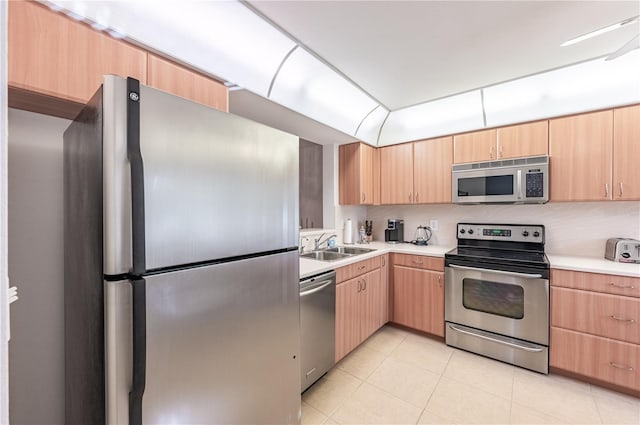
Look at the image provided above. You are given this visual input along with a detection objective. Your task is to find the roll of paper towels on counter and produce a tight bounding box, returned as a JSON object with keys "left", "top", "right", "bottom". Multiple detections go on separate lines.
{"left": 344, "top": 219, "right": 353, "bottom": 244}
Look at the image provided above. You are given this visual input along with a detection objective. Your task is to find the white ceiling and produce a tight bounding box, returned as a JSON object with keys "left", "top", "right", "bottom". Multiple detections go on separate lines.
{"left": 246, "top": 1, "right": 639, "bottom": 111}
{"left": 229, "top": 0, "right": 640, "bottom": 145}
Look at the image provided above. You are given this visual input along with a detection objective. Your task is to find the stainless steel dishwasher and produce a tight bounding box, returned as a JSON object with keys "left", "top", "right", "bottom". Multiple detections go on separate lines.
{"left": 300, "top": 270, "right": 336, "bottom": 393}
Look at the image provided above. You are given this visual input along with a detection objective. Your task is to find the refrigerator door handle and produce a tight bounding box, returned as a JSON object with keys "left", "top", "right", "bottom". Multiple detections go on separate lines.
{"left": 129, "top": 277, "right": 147, "bottom": 425}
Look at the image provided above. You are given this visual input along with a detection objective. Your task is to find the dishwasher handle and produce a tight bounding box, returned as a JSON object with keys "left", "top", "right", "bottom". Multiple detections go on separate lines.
{"left": 300, "top": 280, "right": 334, "bottom": 297}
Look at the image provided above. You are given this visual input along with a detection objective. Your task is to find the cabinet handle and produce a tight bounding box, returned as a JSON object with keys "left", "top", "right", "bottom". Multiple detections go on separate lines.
{"left": 357, "top": 280, "right": 362, "bottom": 292}
{"left": 498, "top": 144, "right": 503, "bottom": 158}
{"left": 619, "top": 182, "right": 624, "bottom": 197}
{"left": 358, "top": 265, "right": 366, "bottom": 271}
{"left": 413, "top": 260, "right": 424, "bottom": 264}
{"left": 409, "top": 192, "right": 412, "bottom": 202}
{"left": 610, "top": 315, "right": 636, "bottom": 323}
{"left": 609, "top": 362, "right": 634, "bottom": 371}
{"left": 605, "top": 183, "right": 609, "bottom": 198}
{"left": 415, "top": 192, "right": 419, "bottom": 203}
{"left": 382, "top": 257, "right": 385, "bottom": 267}
{"left": 362, "top": 193, "right": 366, "bottom": 202}
{"left": 438, "top": 275, "right": 442, "bottom": 285}
{"left": 610, "top": 282, "right": 636, "bottom": 289}
{"left": 362, "top": 278, "right": 367, "bottom": 291}
{"left": 489, "top": 146, "right": 494, "bottom": 159}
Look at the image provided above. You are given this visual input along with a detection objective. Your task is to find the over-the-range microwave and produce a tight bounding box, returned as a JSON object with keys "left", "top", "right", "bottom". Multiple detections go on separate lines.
{"left": 452, "top": 156, "right": 549, "bottom": 204}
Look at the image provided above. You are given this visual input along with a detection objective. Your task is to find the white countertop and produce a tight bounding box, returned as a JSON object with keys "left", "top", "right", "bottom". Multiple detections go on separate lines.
{"left": 547, "top": 254, "right": 640, "bottom": 278}
{"left": 299, "top": 242, "right": 640, "bottom": 279}
{"left": 299, "top": 241, "right": 452, "bottom": 279}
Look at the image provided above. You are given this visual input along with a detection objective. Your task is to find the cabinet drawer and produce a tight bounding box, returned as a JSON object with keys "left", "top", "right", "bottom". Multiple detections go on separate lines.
{"left": 551, "top": 269, "right": 640, "bottom": 298}
{"left": 336, "top": 255, "right": 381, "bottom": 283}
{"left": 551, "top": 287, "right": 640, "bottom": 344}
{"left": 550, "top": 327, "right": 639, "bottom": 392}
{"left": 392, "top": 253, "right": 444, "bottom": 271}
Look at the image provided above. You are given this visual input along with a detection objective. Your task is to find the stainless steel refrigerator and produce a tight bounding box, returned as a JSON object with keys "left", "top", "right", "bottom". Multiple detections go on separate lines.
{"left": 64, "top": 75, "right": 301, "bottom": 424}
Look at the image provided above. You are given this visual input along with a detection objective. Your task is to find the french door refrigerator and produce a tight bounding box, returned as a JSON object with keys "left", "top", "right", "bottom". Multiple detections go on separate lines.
{"left": 64, "top": 76, "right": 301, "bottom": 425}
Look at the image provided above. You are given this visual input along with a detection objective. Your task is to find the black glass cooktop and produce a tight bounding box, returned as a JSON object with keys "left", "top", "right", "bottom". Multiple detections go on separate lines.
{"left": 446, "top": 247, "right": 549, "bottom": 267}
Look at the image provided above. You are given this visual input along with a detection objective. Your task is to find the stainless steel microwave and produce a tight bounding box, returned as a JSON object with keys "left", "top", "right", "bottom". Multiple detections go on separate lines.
{"left": 452, "top": 156, "right": 549, "bottom": 204}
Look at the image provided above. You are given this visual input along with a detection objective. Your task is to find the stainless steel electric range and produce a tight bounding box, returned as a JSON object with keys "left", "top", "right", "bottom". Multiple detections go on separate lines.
{"left": 444, "top": 223, "right": 550, "bottom": 374}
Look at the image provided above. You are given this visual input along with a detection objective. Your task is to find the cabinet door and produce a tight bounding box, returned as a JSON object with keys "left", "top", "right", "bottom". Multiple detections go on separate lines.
{"left": 497, "top": 120, "right": 548, "bottom": 159}
{"left": 549, "top": 110, "right": 613, "bottom": 201}
{"left": 361, "top": 269, "right": 384, "bottom": 340}
{"left": 413, "top": 137, "right": 453, "bottom": 204}
{"left": 147, "top": 54, "right": 228, "bottom": 112}
{"left": 335, "top": 277, "right": 362, "bottom": 362}
{"left": 8, "top": 1, "right": 147, "bottom": 104}
{"left": 339, "top": 143, "right": 374, "bottom": 205}
{"left": 613, "top": 105, "right": 640, "bottom": 201}
{"left": 453, "top": 129, "right": 496, "bottom": 163}
{"left": 380, "top": 143, "right": 414, "bottom": 204}
{"left": 392, "top": 266, "right": 444, "bottom": 336}
{"left": 380, "top": 254, "right": 390, "bottom": 324}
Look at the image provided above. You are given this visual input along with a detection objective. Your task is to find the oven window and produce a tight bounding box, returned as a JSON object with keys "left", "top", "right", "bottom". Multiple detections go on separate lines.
{"left": 462, "top": 278, "right": 524, "bottom": 319}
{"left": 457, "top": 175, "right": 514, "bottom": 197}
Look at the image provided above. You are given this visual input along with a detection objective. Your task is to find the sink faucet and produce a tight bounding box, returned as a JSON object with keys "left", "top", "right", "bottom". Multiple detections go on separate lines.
{"left": 299, "top": 236, "right": 309, "bottom": 254}
{"left": 314, "top": 233, "right": 337, "bottom": 251}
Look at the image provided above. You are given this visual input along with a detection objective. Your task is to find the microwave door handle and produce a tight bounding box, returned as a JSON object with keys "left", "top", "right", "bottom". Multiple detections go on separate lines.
{"left": 448, "top": 264, "right": 543, "bottom": 279}
{"left": 516, "top": 170, "right": 523, "bottom": 200}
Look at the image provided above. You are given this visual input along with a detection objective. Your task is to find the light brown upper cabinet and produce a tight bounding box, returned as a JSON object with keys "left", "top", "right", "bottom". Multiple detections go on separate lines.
{"left": 8, "top": 0, "right": 147, "bottom": 116}
{"left": 339, "top": 142, "right": 377, "bottom": 205}
{"left": 549, "top": 110, "right": 614, "bottom": 202}
{"left": 453, "top": 128, "right": 496, "bottom": 163}
{"left": 453, "top": 121, "right": 548, "bottom": 164}
{"left": 380, "top": 137, "right": 452, "bottom": 205}
{"left": 147, "top": 54, "right": 228, "bottom": 112}
{"left": 413, "top": 136, "right": 453, "bottom": 203}
{"left": 613, "top": 105, "right": 640, "bottom": 200}
{"left": 497, "top": 120, "right": 549, "bottom": 159}
{"left": 380, "top": 143, "right": 414, "bottom": 204}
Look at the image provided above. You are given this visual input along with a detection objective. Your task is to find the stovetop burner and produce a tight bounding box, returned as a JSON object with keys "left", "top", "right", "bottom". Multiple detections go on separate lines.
{"left": 446, "top": 247, "right": 548, "bottom": 265}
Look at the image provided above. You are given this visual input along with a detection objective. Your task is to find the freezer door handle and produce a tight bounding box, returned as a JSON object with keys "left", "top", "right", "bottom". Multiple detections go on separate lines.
{"left": 129, "top": 278, "right": 147, "bottom": 425}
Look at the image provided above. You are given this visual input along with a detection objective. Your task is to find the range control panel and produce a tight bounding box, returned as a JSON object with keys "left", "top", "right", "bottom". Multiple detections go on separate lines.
{"left": 457, "top": 223, "right": 545, "bottom": 243}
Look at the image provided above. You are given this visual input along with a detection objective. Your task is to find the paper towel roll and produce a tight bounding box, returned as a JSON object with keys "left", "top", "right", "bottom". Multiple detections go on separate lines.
{"left": 344, "top": 219, "right": 353, "bottom": 244}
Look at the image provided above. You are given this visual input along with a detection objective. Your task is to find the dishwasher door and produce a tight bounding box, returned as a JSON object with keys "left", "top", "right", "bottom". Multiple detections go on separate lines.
{"left": 300, "top": 270, "right": 336, "bottom": 393}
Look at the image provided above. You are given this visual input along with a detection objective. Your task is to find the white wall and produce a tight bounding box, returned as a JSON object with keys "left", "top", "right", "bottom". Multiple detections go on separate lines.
{"left": 7, "top": 108, "right": 69, "bottom": 424}
{"left": 365, "top": 201, "right": 640, "bottom": 256}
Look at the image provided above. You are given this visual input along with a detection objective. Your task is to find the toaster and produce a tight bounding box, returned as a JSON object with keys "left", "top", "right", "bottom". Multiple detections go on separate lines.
{"left": 605, "top": 238, "right": 640, "bottom": 263}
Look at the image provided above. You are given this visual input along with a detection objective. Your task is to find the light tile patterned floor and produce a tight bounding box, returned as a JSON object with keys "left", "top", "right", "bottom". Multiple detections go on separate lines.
{"left": 301, "top": 325, "right": 640, "bottom": 425}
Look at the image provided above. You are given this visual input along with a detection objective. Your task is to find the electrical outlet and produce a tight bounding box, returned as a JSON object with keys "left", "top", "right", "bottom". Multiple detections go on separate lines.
{"left": 429, "top": 219, "right": 439, "bottom": 231}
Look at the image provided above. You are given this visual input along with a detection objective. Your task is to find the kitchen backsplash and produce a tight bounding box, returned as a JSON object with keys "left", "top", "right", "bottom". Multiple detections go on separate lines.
{"left": 336, "top": 201, "right": 640, "bottom": 257}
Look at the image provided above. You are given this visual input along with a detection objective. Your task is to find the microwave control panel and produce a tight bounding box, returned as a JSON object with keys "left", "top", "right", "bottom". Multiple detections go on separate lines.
{"left": 525, "top": 172, "right": 544, "bottom": 198}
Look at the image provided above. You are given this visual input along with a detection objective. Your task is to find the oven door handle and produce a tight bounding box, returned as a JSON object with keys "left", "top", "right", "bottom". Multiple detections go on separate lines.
{"left": 448, "top": 324, "right": 544, "bottom": 353}
{"left": 448, "top": 264, "right": 543, "bottom": 279}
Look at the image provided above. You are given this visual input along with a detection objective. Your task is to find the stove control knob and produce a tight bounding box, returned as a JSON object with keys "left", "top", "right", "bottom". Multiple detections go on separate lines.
{"left": 468, "top": 229, "right": 474, "bottom": 235}
{"left": 459, "top": 229, "right": 466, "bottom": 234}
{"left": 522, "top": 231, "right": 529, "bottom": 237}
{"left": 533, "top": 231, "right": 540, "bottom": 238}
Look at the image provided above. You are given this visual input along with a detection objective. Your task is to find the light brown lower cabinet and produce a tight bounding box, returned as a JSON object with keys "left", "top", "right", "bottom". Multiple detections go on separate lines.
{"left": 391, "top": 255, "right": 444, "bottom": 337}
{"left": 550, "top": 327, "right": 639, "bottom": 392}
{"left": 550, "top": 269, "right": 640, "bottom": 394}
{"left": 335, "top": 260, "right": 386, "bottom": 362}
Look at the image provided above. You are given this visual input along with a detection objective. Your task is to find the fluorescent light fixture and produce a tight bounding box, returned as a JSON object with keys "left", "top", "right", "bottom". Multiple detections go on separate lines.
{"left": 483, "top": 50, "right": 640, "bottom": 127}
{"left": 269, "top": 48, "right": 379, "bottom": 136}
{"left": 355, "top": 106, "right": 389, "bottom": 145}
{"left": 561, "top": 16, "right": 639, "bottom": 46}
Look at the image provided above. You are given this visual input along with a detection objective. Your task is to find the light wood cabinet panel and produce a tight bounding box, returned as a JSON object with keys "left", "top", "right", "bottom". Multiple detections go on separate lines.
{"left": 339, "top": 143, "right": 376, "bottom": 205}
{"left": 372, "top": 148, "right": 381, "bottom": 205}
{"left": 380, "top": 143, "right": 414, "bottom": 204}
{"left": 551, "top": 327, "right": 639, "bottom": 392}
{"left": 613, "top": 105, "right": 640, "bottom": 200}
{"left": 335, "top": 277, "right": 362, "bottom": 362}
{"left": 380, "top": 254, "right": 390, "bottom": 324}
{"left": 392, "top": 254, "right": 444, "bottom": 272}
{"left": 453, "top": 128, "right": 497, "bottom": 163}
{"left": 497, "top": 120, "right": 548, "bottom": 159}
{"left": 336, "top": 256, "right": 381, "bottom": 283}
{"left": 147, "top": 54, "right": 228, "bottom": 112}
{"left": 413, "top": 137, "right": 453, "bottom": 203}
{"left": 551, "top": 287, "right": 640, "bottom": 344}
{"left": 551, "top": 269, "right": 640, "bottom": 298}
{"left": 392, "top": 265, "right": 444, "bottom": 337}
{"left": 361, "top": 269, "right": 384, "bottom": 339}
{"left": 8, "top": 1, "right": 147, "bottom": 108}
{"left": 549, "top": 110, "right": 613, "bottom": 201}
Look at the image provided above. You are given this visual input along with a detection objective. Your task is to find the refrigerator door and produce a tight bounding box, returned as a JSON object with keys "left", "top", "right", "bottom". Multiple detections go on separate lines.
{"left": 136, "top": 83, "right": 299, "bottom": 270}
{"left": 139, "top": 251, "right": 300, "bottom": 424}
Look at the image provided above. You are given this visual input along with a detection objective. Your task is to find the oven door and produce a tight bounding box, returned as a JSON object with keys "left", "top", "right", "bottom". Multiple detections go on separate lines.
{"left": 445, "top": 263, "right": 549, "bottom": 345}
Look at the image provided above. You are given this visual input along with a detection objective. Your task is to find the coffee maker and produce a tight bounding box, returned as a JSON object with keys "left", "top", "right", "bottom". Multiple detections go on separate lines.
{"left": 385, "top": 219, "right": 404, "bottom": 243}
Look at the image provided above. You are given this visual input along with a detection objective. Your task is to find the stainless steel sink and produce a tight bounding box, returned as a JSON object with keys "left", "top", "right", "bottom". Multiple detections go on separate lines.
{"left": 325, "top": 246, "right": 376, "bottom": 255}
{"left": 300, "top": 251, "right": 351, "bottom": 261}
{"left": 300, "top": 246, "right": 376, "bottom": 261}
